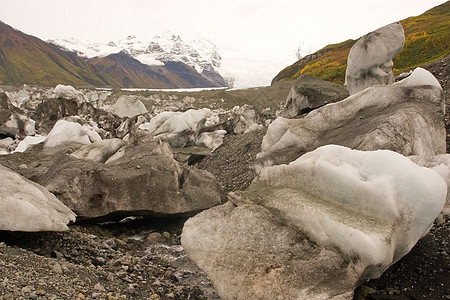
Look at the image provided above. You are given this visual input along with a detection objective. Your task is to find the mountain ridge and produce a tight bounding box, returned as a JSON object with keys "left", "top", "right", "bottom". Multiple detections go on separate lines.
{"left": 49, "top": 32, "right": 228, "bottom": 88}
{"left": 0, "top": 22, "right": 227, "bottom": 88}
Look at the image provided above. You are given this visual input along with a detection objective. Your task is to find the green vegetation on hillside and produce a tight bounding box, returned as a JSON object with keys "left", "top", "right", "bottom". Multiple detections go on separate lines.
{"left": 274, "top": 1, "right": 450, "bottom": 84}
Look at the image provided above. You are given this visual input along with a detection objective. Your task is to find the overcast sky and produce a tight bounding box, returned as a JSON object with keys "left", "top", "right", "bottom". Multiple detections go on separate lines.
{"left": 0, "top": 0, "right": 447, "bottom": 64}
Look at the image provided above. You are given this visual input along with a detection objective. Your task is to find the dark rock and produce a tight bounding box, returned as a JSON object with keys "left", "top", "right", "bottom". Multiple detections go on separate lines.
{"left": 40, "top": 140, "right": 223, "bottom": 221}
{"left": 278, "top": 74, "right": 349, "bottom": 118}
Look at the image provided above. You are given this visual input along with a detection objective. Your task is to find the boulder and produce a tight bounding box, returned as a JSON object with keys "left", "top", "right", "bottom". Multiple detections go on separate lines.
{"left": 138, "top": 108, "right": 215, "bottom": 148}
{"left": 195, "top": 130, "right": 227, "bottom": 151}
{"left": 278, "top": 74, "right": 349, "bottom": 118}
{"left": 410, "top": 154, "right": 450, "bottom": 216}
{"left": 32, "top": 96, "right": 120, "bottom": 137}
{"left": 0, "top": 92, "right": 36, "bottom": 139}
{"left": 256, "top": 68, "right": 445, "bottom": 168}
{"left": 40, "top": 140, "right": 223, "bottom": 220}
{"left": 70, "top": 138, "right": 127, "bottom": 163}
{"left": 345, "top": 22, "right": 405, "bottom": 95}
{"left": 51, "top": 84, "right": 85, "bottom": 103}
{"left": 182, "top": 145, "right": 446, "bottom": 300}
{"left": 32, "top": 97, "right": 79, "bottom": 134}
{"left": 232, "top": 105, "right": 265, "bottom": 134}
{"left": 0, "top": 165, "right": 76, "bottom": 232}
{"left": 111, "top": 95, "right": 148, "bottom": 118}
{"left": 44, "top": 119, "right": 102, "bottom": 148}
{"left": 13, "top": 135, "right": 46, "bottom": 153}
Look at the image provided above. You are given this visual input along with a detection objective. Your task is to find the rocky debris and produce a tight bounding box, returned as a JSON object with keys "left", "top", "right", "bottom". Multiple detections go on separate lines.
{"left": 0, "top": 53, "right": 449, "bottom": 299}
{"left": 0, "top": 220, "right": 219, "bottom": 300}
{"left": 182, "top": 145, "right": 446, "bottom": 300}
{"left": 32, "top": 97, "right": 79, "bottom": 134}
{"left": 256, "top": 68, "right": 445, "bottom": 168}
{"left": 40, "top": 139, "right": 223, "bottom": 220}
{"left": 0, "top": 92, "right": 36, "bottom": 141}
{"left": 278, "top": 74, "right": 349, "bottom": 118}
{"left": 345, "top": 22, "right": 405, "bottom": 95}
{"left": 0, "top": 164, "right": 76, "bottom": 232}
{"left": 197, "top": 128, "right": 266, "bottom": 193}
{"left": 32, "top": 97, "right": 123, "bottom": 138}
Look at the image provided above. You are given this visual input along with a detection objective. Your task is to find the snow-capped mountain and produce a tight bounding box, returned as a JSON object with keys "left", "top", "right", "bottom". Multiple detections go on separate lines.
{"left": 49, "top": 32, "right": 229, "bottom": 87}
{"left": 49, "top": 33, "right": 289, "bottom": 88}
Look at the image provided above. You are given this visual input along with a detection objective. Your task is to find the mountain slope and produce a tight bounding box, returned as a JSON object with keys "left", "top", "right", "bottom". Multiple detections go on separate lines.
{"left": 51, "top": 33, "right": 229, "bottom": 88}
{"left": 272, "top": 1, "right": 450, "bottom": 85}
{"left": 89, "top": 51, "right": 223, "bottom": 89}
{"left": 0, "top": 21, "right": 117, "bottom": 87}
{"left": 0, "top": 21, "right": 228, "bottom": 88}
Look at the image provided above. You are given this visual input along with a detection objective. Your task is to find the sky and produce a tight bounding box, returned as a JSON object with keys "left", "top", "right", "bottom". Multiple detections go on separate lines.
{"left": 0, "top": 0, "right": 447, "bottom": 65}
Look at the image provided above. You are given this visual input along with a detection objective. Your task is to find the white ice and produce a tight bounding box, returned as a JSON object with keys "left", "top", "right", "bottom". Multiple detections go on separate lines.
{"left": 44, "top": 120, "right": 101, "bottom": 148}
{"left": 0, "top": 165, "right": 76, "bottom": 231}
{"left": 255, "top": 145, "right": 446, "bottom": 278}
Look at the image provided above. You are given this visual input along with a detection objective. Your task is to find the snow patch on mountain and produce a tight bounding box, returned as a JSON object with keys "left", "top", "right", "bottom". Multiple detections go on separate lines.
{"left": 50, "top": 32, "right": 222, "bottom": 77}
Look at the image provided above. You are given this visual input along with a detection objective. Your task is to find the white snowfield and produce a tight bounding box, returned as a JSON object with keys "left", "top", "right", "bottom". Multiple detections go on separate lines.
{"left": 0, "top": 165, "right": 76, "bottom": 231}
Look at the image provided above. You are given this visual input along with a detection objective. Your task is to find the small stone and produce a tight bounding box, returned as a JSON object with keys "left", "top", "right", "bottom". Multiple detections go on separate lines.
{"left": 51, "top": 250, "right": 64, "bottom": 259}
{"left": 386, "top": 288, "right": 400, "bottom": 295}
{"left": 162, "top": 231, "right": 171, "bottom": 240}
{"left": 29, "top": 292, "right": 38, "bottom": 300}
{"left": 92, "top": 256, "right": 106, "bottom": 266}
{"left": 21, "top": 286, "right": 34, "bottom": 293}
{"left": 106, "top": 272, "right": 115, "bottom": 281}
{"left": 19, "top": 164, "right": 27, "bottom": 169}
{"left": 150, "top": 294, "right": 161, "bottom": 299}
{"left": 52, "top": 263, "right": 63, "bottom": 274}
{"left": 146, "top": 232, "right": 163, "bottom": 243}
{"left": 36, "top": 289, "right": 46, "bottom": 296}
{"left": 102, "top": 238, "right": 118, "bottom": 249}
{"left": 166, "top": 292, "right": 175, "bottom": 298}
{"left": 77, "top": 292, "right": 86, "bottom": 299}
{"left": 92, "top": 292, "right": 102, "bottom": 299}
{"left": 94, "top": 283, "right": 106, "bottom": 292}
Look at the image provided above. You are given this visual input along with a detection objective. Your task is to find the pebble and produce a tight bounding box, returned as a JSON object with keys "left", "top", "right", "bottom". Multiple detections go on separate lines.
{"left": 52, "top": 262, "right": 63, "bottom": 274}
{"left": 162, "top": 232, "right": 171, "bottom": 240}
{"left": 21, "top": 285, "right": 34, "bottom": 293}
{"left": 146, "top": 232, "right": 163, "bottom": 243}
{"left": 35, "top": 289, "right": 47, "bottom": 296}
{"left": 94, "top": 283, "right": 106, "bottom": 292}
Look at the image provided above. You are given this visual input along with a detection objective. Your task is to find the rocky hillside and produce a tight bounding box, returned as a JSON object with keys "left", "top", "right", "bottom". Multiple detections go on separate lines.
{"left": 0, "top": 21, "right": 116, "bottom": 87}
{"left": 0, "top": 21, "right": 226, "bottom": 89}
{"left": 272, "top": 1, "right": 450, "bottom": 84}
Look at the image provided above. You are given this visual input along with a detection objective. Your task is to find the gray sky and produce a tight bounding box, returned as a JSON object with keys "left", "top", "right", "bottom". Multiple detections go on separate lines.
{"left": 0, "top": 0, "right": 447, "bottom": 64}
